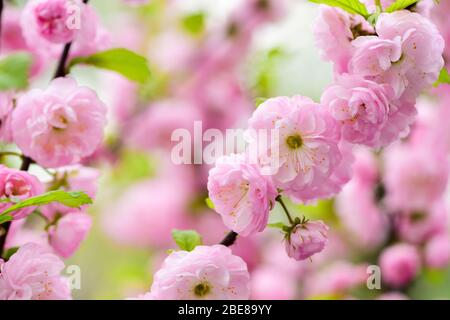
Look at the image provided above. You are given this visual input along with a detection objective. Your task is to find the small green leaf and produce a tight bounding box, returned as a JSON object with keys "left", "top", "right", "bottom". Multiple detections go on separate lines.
{"left": 308, "top": 0, "right": 369, "bottom": 18}
{"left": 267, "top": 222, "right": 287, "bottom": 230}
{"left": 181, "top": 12, "right": 205, "bottom": 35}
{"left": 0, "top": 190, "right": 92, "bottom": 217}
{"left": 172, "top": 229, "right": 202, "bottom": 252}
{"left": 0, "top": 214, "right": 13, "bottom": 224}
{"left": 205, "top": 197, "right": 215, "bottom": 210}
{"left": 69, "top": 48, "right": 151, "bottom": 84}
{"left": 2, "top": 247, "right": 19, "bottom": 260}
{"left": 434, "top": 68, "right": 450, "bottom": 87}
{"left": 385, "top": 0, "right": 419, "bottom": 12}
{"left": 0, "top": 52, "right": 32, "bottom": 91}
{"left": 255, "top": 97, "right": 268, "bottom": 108}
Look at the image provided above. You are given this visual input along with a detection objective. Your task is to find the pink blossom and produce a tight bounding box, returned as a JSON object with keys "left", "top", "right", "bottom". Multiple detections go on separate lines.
{"left": 0, "top": 243, "right": 71, "bottom": 300}
{"left": 104, "top": 179, "right": 191, "bottom": 248}
{"left": 424, "top": 233, "right": 450, "bottom": 269}
{"left": 48, "top": 211, "right": 92, "bottom": 258}
{"left": 150, "top": 245, "right": 250, "bottom": 300}
{"left": 379, "top": 243, "right": 421, "bottom": 288}
{"left": 21, "top": 0, "right": 110, "bottom": 58}
{"left": 12, "top": 77, "right": 107, "bottom": 168}
{"left": 0, "top": 166, "right": 44, "bottom": 220}
{"left": 251, "top": 266, "right": 296, "bottom": 300}
{"left": 351, "top": 11, "right": 444, "bottom": 101}
{"left": 247, "top": 96, "right": 344, "bottom": 203}
{"left": 314, "top": 6, "right": 373, "bottom": 74}
{"left": 384, "top": 142, "right": 449, "bottom": 212}
{"left": 207, "top": 153, "right": 277, "bottom": 237}
{"left": 321, "top": 74, "right": 395, "bottom": 147}
{"left": 285, "top": 220, "right": 329, "bottom": 261}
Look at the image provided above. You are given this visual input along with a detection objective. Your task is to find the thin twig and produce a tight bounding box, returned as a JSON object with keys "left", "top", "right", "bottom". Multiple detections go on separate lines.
{"left": 276, "top": 195, "right": 294, "bottom": 225}
{"left": 220, "top": 231, "right": 238, "bottom": 247}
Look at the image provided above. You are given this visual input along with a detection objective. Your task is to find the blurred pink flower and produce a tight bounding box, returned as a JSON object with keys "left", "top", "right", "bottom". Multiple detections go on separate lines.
{"left": 0, "top": 243, "right": 71, "bottom": 300}
{"left": 336, "top": 150, "right": 388, "bottom": 248}
{"left": 379, "top": 243, "right": 421, "bottom": 288}
{"left": 285, "top": 220, "right": 329, "bottom": 261}
{"left": 208, "top": 153, "right": 277, "bottom": 237}
{"left": 321, "top": 74, "right": 394, "bottom": 147}
{"left": 251, "top": 266, "right": 296, "bottom": 300}
{"left": 48, "top": 211, "right": 92, "bottom": 258}
{"left": 395, "top": 201, "right": 449, "bottom": 245}
{"left": 314, "top": 6, "right": 373, "bottom": 74}
{"left": 248, "top": 96, "right": 344, "bottom": 203}
{"left": 0, "top": 166, "right": 44, "bottom": 220}
{"left": 21, "top": 0, "right": 110, "bottom": 58}
{"left": 0, "top": 92, "right": 14, "bottom": 143}
{"left": 5, "top": 220, "right": 50, "bottom": 250}
{"left": 1, "top": 7, "right": 47, "bottom": 77}
{"left": 12, "top": 77, "right": 107, "bottom": 168}
{"left": 104, "top": 179, "right": 191, "bottom": 248}
{"left": 303, "top": 262, "right": 368, "bottom": 298}
{"left": 126, "top": 99, "right": 202, "bottom": 152}
{"left": 150, "top": 245, "right": 250, "bottom": 300}
{"left": 377, "top": 292, "right": 409, "bottom": 300}
{"left": 384, "top": 142, "right": 449, "bottom": 212}
{"left": 424, "top": 233, "right": 450, "bottom": 269}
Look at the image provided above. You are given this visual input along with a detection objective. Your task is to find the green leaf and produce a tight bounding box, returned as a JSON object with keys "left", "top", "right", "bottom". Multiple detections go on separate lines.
{"left": 0, "top": 190, "right": 92, "bottom": 217}
{"left": 205, "top": 197, "right": 215, "bottom": 210}
{"left": 308, "top": 0, "right": 369, "bottom": 18}
{"left": 2, "top": 247, "right": 19, "bottom": 260}
{"left": 385, "top": 0, "right": 419, "bottom": 12}
{"left": 0, "top": 214, "right": 13, "bottom": 224}
{"left": 255, "top": 97, "right": 268, "bottom": 108}
{"left": 69, "top": 48, "right": 151, "bottom": 84}
{"left": 433, "top": 68, "right": 450, "bottom": 87}
{"left": 0, "top": 52, "right": 32, "bottom": 91}
{"left": 267, "top": 222, "right": 287, "bottom": 230}
{"left": 172, "top": 229, "right": 202, "bottom": 252}
{"left": 181, "top": 12, "right": 205, "bottom": 35}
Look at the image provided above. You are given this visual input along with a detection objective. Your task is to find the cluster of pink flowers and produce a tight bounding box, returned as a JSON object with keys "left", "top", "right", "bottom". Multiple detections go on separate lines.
{"left": 203, "top": 6, "right": 446, "bottom": 272}
{"left": 316, "top": 7, "right": 444, "bottom": 147}
{"left": 0, "top": 0, "right": 108, "bottom": 300}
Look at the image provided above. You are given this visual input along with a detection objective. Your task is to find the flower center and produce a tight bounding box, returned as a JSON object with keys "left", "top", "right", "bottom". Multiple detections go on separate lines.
{"left": 193, "top": 282, "right": 211, "bottom": 297}
{"left": 286, "top": 134, "right": 303, "bottom": 150}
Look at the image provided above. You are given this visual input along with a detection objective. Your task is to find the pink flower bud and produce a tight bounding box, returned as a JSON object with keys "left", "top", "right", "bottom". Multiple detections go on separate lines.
{"left": 0, "top": 166, "right": 44, "bottom": 220}
{"left": 380, "top": 244, "right": 421, "bottom": 288}
{"left": 48, "top": 211, "right": 92, "bottom": 258}
{"left": 285, "top": 220, "right": 329, "bottom": 261}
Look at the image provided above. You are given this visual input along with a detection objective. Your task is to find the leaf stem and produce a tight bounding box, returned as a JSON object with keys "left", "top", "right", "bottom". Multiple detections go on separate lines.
{"left": 276, "top": 195, "right": 294, "bottom": 225}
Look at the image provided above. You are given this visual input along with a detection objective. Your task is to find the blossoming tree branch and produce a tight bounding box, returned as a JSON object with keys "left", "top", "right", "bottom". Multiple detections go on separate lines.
{"left": 0, "top": 0, "right": 450, "bottom": 300}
